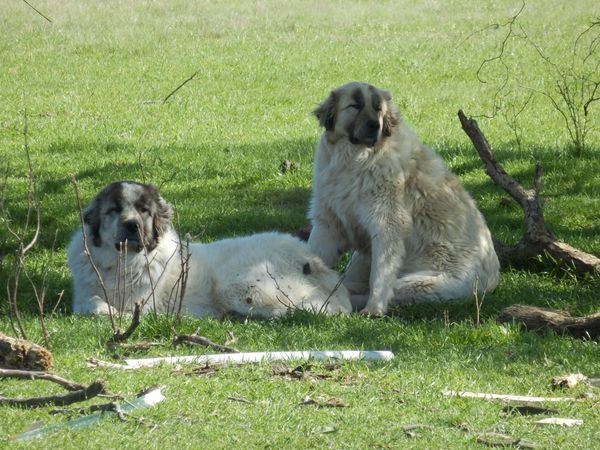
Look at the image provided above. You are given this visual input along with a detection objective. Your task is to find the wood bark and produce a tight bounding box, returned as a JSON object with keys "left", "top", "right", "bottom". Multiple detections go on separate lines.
{"left": 458, "top": 110, "right": 600, "bottom": 275}
{"left": 497, "top": 304, "right": 600, "bottom": 339}
{"left": 0, "top": 332, "right": 52, "bottom": 371}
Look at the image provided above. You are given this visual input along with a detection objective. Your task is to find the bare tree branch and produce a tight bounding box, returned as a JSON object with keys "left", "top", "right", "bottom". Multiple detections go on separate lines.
{"left": 458, "top": 109, "right": 600, "bottom": 275}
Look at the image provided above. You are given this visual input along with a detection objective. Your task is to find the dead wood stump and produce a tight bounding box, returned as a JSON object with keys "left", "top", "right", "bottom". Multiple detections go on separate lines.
{"left": 497, "top": 304, "right": 600, "bottom": 339}
{"left": 0, "top": 332, "right": 52, "bottom": 371}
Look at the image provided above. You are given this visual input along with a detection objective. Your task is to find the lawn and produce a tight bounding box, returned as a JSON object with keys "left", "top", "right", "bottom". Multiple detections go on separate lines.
{"left": 1, "top": 0, "right": 600, "bottom": 448}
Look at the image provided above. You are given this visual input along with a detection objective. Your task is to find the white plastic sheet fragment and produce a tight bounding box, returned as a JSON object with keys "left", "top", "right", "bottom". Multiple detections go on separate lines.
{"left": 88, "top": 350, "right": 394, "bottom": 370}
{"left": 12, "top": 386, "right": 165, "bottom": 441}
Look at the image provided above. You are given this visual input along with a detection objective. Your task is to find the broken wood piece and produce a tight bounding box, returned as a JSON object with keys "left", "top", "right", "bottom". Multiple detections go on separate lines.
{"left": 0, "top": 332, "right": 52, "bottom": 371}
{"left": 13, "top": 386, "right": 165, "bottom": 441}
{"left": 442, "top": 390, "right": 580, "bottom": 403}
{"left": 535, "top": 418, "right": 583, "bottom": 427}
{"left": 0, "top": 380, "right": 106, "bottom": 408}
{"left": 0, "top": 368, "right": 86, "bottom": 391}
{"left": 458, "top": 110, "right": 600, "bottom": 275}
{"left": 173, "top": 333, "right": 239, "bottom": 353}
{"left": 88, "top": 350, "right": 395, "bottom": 370}
{"left": 497, "top": 304, "right": 600, "bottom": 339}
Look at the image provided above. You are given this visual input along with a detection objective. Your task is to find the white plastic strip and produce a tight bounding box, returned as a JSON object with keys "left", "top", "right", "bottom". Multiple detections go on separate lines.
{"left": 89, "top": 350, "right": 394, "bottom": 370}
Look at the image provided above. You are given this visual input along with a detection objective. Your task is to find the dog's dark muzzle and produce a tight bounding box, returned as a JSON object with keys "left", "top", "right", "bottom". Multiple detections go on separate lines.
{"left": 115, "top": 220, "right": 143, "bottom": 252}
{"left": 352, "top": 120, "right": 380, "bottom": 147}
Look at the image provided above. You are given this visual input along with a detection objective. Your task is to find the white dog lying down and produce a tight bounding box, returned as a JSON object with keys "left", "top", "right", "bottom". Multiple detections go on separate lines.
{"left": 68, "top": 181, "right": 351, "bottom": 318}
{"left": 308, "top": 82, "right": 500, "bottom": 316}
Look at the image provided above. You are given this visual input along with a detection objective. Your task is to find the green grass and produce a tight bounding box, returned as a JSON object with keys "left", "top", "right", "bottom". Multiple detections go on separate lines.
{"left": 1, "top": 0, "right": 600, "bottom": 448}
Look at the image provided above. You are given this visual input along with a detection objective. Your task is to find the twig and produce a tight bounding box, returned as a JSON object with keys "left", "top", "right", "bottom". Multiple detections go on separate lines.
{"left": 21, "top": 0, "right": 52, "bottom": 23}
{"left": 163, "top": 70, "right": 201, "bottom": 103}
{"left": 173, "top": 331, "right": 239, "bottom": 353}
{"left": 109, "top": 302, "right": 142, "bottom": 343}
{"left": 0, "top": 380, "right": 106, "bottom": 408}
{"left": 0, "top": 368, "right": 86, "bottom": 391}
{"left": 71, "top": 176, "right": 117, "bottom": 332}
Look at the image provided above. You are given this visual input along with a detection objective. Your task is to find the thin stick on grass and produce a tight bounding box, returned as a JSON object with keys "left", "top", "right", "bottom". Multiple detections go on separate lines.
{"left": 109, "top": 302, "right": 142, "bottom": 344}
{"left": 0, "top": 380, "right": 106, "bottom": 408}
{"left": 21, "top": 0, "right": 52, "bottom": 23}
{"left": 163, "top": 70, "right": 201, "bottom": 103}
{"left": 173, "top": 330, "right": 239, "bottom": 353}
{"left": 0, "top": 368, "right": 86, "bottom": 391}
{"left": 4, "top": 109, "right": 43, "bottom": 340}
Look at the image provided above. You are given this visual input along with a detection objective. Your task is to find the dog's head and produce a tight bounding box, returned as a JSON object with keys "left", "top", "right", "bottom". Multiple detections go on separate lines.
{"left": 83, "top": 181, "right": 173, "bottom": 253}
{"left": 313, "top": 81, "right": 399, "bottom": 147}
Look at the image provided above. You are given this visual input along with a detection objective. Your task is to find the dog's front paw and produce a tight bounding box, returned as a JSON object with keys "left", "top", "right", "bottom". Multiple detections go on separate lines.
{"left": 359, "top": 303, "right": 386, "bottom": 317}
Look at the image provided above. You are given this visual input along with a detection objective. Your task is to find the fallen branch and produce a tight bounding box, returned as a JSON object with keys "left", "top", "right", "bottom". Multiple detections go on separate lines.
{"left": 497, "top": 304, "right": 600, "bottom": 339}
{"left": 0, "top": 380, "right": 106, "bottom": 408}
{"left": 0, "top": 368, "right": 85, "bottom": 391}
{"left": 173, "top": 332, "right": 239, "bottom": 353}
{"left": 0, "top": 332, "right": 52, "bottom": 371}
{"left": 458, "top": 110, "right": 600, "bottom": 276}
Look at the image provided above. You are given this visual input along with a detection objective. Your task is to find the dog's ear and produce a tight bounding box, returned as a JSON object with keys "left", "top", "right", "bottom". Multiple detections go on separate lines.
{"left": 313, "top": 91, "right": 338, "bottom": 131}
{"left": 381, "top": 90, "right": 400, "bottom": 137}
{"left": 83, "top": 199, "right": 103, "bottom": 247}
{"left": 152, "top": 192, "right": 173, "bottom": 241}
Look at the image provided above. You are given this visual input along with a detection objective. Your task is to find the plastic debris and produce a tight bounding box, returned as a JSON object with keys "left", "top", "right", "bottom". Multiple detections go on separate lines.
{"left": 12, "top": 386, "right": 165, "bottom": 441}
{"left": 88, "top": 350, "right": 394, "bottom": 369}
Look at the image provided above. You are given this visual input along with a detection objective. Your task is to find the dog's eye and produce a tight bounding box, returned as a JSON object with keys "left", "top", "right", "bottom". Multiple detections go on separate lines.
{"left": 348, "top": 104, "right": 361, "bottom": 110}
{"left": 140, "top": 206, "right": 151, "bottom": 215}
{"left": 106, "top": 206, "right": 122, "bottom": 215}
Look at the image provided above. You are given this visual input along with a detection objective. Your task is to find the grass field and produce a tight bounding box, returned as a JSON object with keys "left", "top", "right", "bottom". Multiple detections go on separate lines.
{"left": 1, "top": 1, "right": 600, "bottom": 448}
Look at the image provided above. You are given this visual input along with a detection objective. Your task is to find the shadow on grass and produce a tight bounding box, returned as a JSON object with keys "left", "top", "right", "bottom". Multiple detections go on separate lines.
{"left": 1, "top": 137, "right": 599, "bottom": 316}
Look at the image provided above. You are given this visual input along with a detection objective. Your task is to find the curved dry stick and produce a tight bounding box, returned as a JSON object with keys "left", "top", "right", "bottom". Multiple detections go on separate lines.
{"left": 0, "top": 368, "right": 85, "bottom": 391}
{"left": 0, "top": 380, "right": 106, "bottom": 408}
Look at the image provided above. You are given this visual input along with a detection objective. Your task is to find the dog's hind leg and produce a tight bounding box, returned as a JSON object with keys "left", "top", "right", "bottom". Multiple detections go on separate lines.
{"left": 391, "top": 271, "right": 478, "bottom": 304}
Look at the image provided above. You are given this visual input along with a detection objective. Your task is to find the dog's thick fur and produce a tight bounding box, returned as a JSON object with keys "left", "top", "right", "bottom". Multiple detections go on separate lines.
{"left": 308, "top": 82, "right": 500, "bottom": 316}
{"left": 68, "top": 181, "right": 351, "bottom": 318}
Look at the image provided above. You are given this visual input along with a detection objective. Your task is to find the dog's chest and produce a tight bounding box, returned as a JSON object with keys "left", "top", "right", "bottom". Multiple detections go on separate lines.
{"left": 317, "top": 159, "right": 374, "bottom": 250}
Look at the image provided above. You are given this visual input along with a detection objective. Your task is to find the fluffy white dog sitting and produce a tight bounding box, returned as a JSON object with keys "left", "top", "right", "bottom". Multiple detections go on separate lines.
{"left": 68, "top": 181, "right": 351, "bottom": 318}
{"left": 308, "top": 82, "right": 500, "bottom": 316}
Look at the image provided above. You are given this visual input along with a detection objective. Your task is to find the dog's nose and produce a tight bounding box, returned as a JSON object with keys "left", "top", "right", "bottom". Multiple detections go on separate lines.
{"left": 123, "top": 220, "right": 139, "bottom": 233}
{"left": 365, "top": 120, "right": 380, "bottom": 133}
